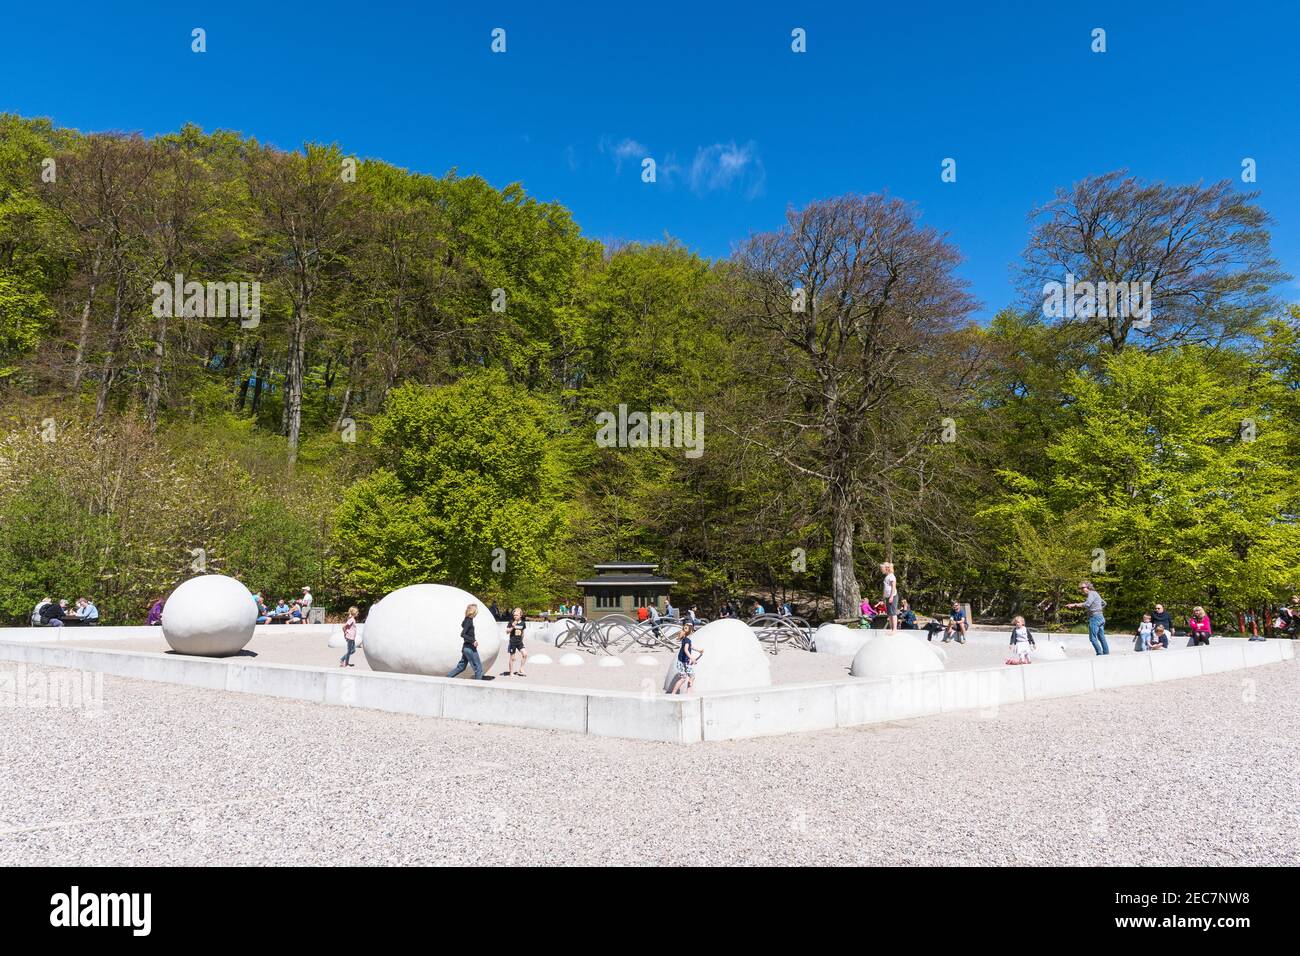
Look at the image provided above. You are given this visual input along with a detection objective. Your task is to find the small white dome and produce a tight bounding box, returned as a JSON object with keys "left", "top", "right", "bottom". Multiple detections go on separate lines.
{"left": 814, "top": 622, "right": 873, "bottom": 657}
{"left": 850, "top": 633, "right": 945, "bottom": 678}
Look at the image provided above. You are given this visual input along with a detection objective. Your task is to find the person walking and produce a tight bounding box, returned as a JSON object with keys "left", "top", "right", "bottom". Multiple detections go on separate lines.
{"left": 339, "top": 606, "right": 359, "bottom": 667}
{"left": 446, "top": 603, "right": 485, "bottom": 679}
{"left": 1067, "top": 581, "right": 1109, "bottom": 655}
{"left": 881, "top": 562, "right": 898, "bottom": 631}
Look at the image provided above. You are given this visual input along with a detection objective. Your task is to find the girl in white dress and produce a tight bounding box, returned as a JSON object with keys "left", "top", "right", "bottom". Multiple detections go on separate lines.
{"left": 1008, "top": 615, "right": 1035, "bottom": 663}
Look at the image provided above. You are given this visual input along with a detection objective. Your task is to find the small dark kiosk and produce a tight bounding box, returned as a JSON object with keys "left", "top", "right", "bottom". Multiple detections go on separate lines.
{"left": 576, "top": 562, "right": 677, "bottom": 621}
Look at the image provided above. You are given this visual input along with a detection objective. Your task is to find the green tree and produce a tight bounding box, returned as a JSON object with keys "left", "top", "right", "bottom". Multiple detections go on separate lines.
{"left": 332, "top": 370, "right": 567, "bottom": 600}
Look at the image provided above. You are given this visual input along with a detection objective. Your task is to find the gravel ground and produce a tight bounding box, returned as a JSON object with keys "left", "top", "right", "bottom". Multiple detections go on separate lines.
{"left": 42, "top": 629, "right": 1088, "bottom": 690}
{"left": 1, "top": 658, "right": 1296, "bottom": 866}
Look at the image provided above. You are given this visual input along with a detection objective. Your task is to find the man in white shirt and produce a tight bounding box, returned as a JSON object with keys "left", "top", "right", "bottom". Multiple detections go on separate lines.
{"left": 300, "top": 587, "right": 313, "bottom": 616}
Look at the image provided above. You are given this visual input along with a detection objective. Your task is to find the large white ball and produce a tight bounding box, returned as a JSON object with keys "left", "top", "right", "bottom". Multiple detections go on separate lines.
{"left": 162, "top": 574, "right": 257, "bottom": 657}
{"left": 850, "top": 633, "right": 945, "bottom": 679}
{"left": 363, "top": 584, "right": 500, "bottom": 678}
{"left": 814, "top": 622, "right": 873, "bottom": 656}
{"left": 663, "top": 618, "right": 771, "bottom": 693}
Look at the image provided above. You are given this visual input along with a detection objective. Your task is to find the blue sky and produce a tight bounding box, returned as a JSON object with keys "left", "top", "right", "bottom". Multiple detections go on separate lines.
{"left": 3, "top": 0, "right": 1298, "bottom": 318}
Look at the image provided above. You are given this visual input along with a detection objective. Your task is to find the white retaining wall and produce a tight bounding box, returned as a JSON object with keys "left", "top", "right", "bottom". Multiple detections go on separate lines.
{"left": 0, "top": 635, "right": 1290, "bottom": 745}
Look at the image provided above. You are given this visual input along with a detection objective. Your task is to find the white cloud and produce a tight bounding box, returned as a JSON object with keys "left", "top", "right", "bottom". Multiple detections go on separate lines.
{"left": 599, "top": 136, "right": 648, "bottom": 172}
{"left": 686, "top": 141, "right": 765, "bottom": 198}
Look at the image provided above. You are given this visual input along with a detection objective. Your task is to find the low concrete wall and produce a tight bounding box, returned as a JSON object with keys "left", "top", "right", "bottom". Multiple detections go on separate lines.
{"left": 0, "top": 635, "right": 1292, "bottom": 744}
{"left": 2, "top": 623, "right": 363, "bottom": 643}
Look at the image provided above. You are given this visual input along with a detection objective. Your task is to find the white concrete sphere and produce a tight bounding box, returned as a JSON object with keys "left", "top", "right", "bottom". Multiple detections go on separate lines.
{"left": 814, "top": 622, "right": 873, "bottom": 657}
{"left": 850, "top": 633, "right": 945, "bottom": 679}
{"left": 162, "top": 574, "right": 257, "bottom": 657}
{"left": 1033, "top": 642, "right": 1068, "bottom": 661}
{"left": 663, "top": 618, "right": 771, "bottom": 694}
{"left": 362, "top": 584, "right": 499, "bottom": 678}
{"left": 597, "top": 657, "right": 625, "bottom": 668}
{"left": 634, "top": 655, "right": 660, "bottom": 667}
{"left": 559, "top": 653, "right": 585, "bottom": 667}
{"left": 530, "top": 654, "right": 554, "bottom": 665}
{"left": 927, "top": 642, "right": 948, "bottom": 663}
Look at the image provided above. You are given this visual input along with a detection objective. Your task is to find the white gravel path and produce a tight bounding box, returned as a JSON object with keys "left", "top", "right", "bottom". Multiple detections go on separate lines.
{"left": 1, "top": 656, "right": 1296, "bottom": 866}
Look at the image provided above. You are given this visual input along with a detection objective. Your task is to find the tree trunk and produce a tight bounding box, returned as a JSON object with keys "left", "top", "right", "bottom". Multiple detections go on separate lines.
{"left": 236, "top": 341, "right": 260, "bottom": 412}
{"left": 830, "top": 484, "right": 861, "bottom": 618}
{"left": 145, "top": 315, "right": 167, "bottom": 429}
{"left": 71, "top": 248, "right": 103, "bottom": 391}
{"left": 94, "top": 265, "right": 128, "bottom": 420}
{"left": 334, "top": 381, "right": 353, "bottom": 431}
{"left": 285, "top": 304, "right": 307, "bottom": 466}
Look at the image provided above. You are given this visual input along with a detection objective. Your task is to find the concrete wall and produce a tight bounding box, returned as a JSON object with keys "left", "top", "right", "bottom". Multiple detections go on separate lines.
{"left": 3, "top": 623, "right": 362, "bottom": 643}
{"left": 0, "top": 634, "right": 1291, "bottom": 745}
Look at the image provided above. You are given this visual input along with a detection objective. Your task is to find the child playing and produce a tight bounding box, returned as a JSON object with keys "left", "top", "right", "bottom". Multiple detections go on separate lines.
{"left": 339, "top": 606, "right": 359, "bottom": 667}
{"left": 1150, "top": 625, "right": 1169, "bottom": 650}
{"left": 505, "top": 606, "right": 528, "bottom": 677}
{"left": 668, "top": 622, "right": 703, "bottom": 694}
{"left": 1007, "top": 615, "right": 1036, "bottom": 664}
{"left": 1134, "top": 613, "right": 1155, "bottom": 652}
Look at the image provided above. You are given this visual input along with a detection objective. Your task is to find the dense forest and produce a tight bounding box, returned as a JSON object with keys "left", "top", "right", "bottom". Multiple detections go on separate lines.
{"left": 0, "top": 113, "right": 1296, "bottom": 628}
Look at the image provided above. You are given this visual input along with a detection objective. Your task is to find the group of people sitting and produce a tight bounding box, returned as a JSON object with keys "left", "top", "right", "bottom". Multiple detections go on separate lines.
{"left": 253, "top": 587, "right": 314, "bottom": 625}
{"left": 32, "top": 596, "right": 99, "bottom": 627}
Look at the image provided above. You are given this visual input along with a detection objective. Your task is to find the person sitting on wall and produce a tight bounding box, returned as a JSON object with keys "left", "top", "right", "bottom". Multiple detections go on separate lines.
{"left": 943, "top": 601, "right": 968, "bottom": 643}
{"left": 147, "top": 596, "right": 164, "bottom": 626}
{"left": 1187, "top": 606, "right": 1212, "bottom": 646}
{"left": 898, "top": 600, "right": 917, "bottom": 629}
{"left": 1151, "top": 602, "right": 1175, "bottom": 638}
{"left": 1150, "top": 625, "right": 1170, "bottom": 650}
